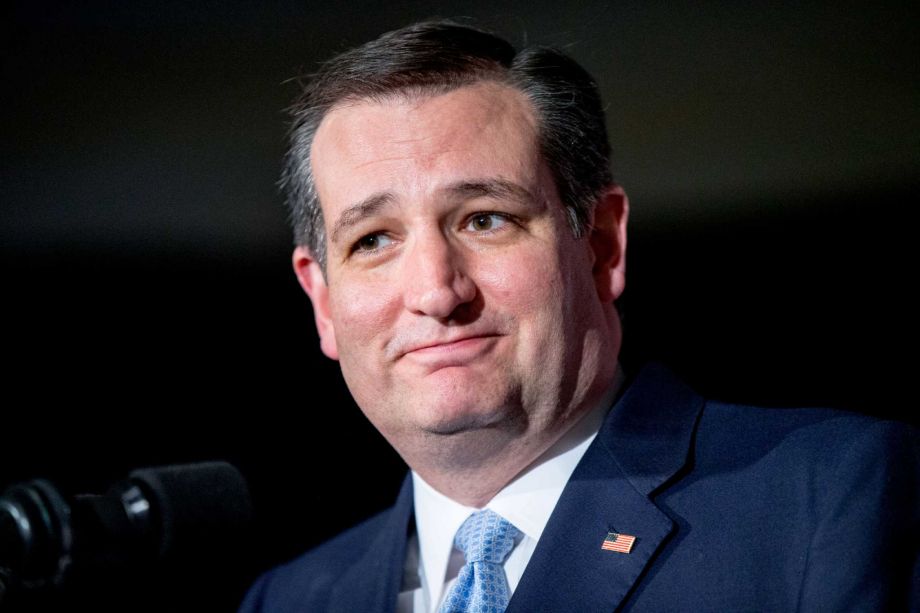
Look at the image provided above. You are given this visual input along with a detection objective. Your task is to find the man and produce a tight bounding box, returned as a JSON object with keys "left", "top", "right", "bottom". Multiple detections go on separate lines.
{"left": 241, "top": 21, "right": 917, "bottom": 612}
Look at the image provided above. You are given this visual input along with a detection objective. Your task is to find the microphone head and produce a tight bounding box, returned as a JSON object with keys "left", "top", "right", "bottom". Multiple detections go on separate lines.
{"left": 127, "top": 461, "right": 252, "bottom": 559}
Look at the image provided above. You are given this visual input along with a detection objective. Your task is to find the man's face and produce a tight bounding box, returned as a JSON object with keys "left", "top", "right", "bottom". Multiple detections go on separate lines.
{"left": 295, "top": 82, "right": 627, "bottom": 470}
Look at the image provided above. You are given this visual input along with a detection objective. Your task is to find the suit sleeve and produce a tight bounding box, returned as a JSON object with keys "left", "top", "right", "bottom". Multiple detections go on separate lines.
{"left": 795, "top": 420, "right": 919, "bottom": 612}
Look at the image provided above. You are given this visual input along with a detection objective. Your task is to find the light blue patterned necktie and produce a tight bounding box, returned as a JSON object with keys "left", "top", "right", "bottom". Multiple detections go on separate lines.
{"left": 438, "top": 509, "right": 522, "bottom": 613}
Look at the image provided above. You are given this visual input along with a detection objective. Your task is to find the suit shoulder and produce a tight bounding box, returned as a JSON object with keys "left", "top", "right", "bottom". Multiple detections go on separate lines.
{"left": 238, "top": 509, "right": 393, "bottom": 612}
{"left": 689, "top": 403, "right": 918, "bottom": 610}
{"left": 691, "top": 400, "right": 918, "bottom": 501}
{"left": 701, "top": 399, "right": 916, "bottom": 456}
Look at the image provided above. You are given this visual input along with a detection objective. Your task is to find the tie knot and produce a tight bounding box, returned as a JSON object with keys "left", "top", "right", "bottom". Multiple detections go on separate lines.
{"left": 454, "top": 509, "right": 521, "bottom": 565}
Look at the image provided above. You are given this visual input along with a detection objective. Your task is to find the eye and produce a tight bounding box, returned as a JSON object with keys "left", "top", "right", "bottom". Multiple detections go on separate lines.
{"left": 465, "top": 213, "right": 508, "bottom": 232}
{"left": 354, "top": 232, "right": 393, "bottom": 252}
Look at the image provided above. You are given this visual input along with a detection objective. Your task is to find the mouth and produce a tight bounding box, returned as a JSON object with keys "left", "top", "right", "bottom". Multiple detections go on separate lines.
{"left": 408, "top": 334, "right": 500, "bottom": 352}
{"left": 398, "top": 333, "right": 504, "bottom": 364}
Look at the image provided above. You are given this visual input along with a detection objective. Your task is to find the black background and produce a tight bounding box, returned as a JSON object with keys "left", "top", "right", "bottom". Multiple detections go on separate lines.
{"left": 2, "top": 1, "right": 917, "bottom": 610}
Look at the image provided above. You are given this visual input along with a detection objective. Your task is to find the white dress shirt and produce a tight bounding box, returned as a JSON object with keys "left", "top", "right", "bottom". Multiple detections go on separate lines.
{"left": 397, "top": 370, "right": 623, "bottom": 613}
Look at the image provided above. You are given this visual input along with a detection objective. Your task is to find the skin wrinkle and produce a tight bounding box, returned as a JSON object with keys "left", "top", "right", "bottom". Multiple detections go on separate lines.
{"left": 353, "top": 154, "right": 427, "bottom": 169}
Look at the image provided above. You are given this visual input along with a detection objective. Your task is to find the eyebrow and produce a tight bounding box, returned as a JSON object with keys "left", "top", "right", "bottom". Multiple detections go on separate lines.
{"left": 328, "top": 178, "right": 536, "bottom": 246}
{"left": 329, "top": 192, "right": 395, "bottom": 246}
{"left": 444, "top": 178, "right": 535, "bottom": 205}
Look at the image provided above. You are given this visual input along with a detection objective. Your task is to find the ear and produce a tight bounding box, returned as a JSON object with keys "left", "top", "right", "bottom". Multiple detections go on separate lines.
{"left": 292, "top": 246, "right": 339, "bottom": 360}
{"left": 589, "top": 184, "right": 629, "bottom": 302}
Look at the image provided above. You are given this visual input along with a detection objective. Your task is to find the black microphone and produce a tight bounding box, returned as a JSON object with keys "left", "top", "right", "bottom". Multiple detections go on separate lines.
{"left": 0, "top": 461, "right": 252, "bottom": 604}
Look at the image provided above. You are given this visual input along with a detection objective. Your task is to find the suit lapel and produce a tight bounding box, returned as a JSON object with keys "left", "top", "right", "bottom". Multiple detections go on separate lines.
{"left": 327, "top": 475, "right": 414, "bottom": 613}
{"left": 507, "top": 364, "right": 703, "bottom": 612}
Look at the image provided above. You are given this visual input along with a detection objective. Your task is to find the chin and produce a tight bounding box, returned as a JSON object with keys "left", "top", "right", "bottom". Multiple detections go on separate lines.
{"left": 421, "top": 414, "right": 494, "bottom": 436}
{"left": 416, "top": 399, "right": 522, "bottom": 437}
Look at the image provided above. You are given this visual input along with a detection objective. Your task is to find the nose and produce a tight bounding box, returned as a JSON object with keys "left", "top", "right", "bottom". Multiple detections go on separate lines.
{"left": 402, "top": 231, "right": 476, "bottom": 319}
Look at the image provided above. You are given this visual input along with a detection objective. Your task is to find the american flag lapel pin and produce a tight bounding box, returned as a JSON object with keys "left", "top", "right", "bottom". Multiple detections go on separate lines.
{"left": 601, "top": 531, "right": 636, "bottom": 554}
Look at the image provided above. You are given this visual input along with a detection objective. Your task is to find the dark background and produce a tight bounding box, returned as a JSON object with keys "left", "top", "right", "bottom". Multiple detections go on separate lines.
{"left": 2, "top": 1, "right": 916, "bottom": 610}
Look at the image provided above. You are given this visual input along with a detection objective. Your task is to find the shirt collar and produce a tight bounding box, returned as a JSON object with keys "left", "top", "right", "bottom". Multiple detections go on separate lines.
{"left": 411, "top": 367, "right": 623, "bottom": 608}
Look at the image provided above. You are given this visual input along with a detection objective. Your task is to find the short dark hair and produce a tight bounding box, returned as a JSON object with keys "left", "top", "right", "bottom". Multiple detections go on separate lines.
{"left": 282, "top": 20, "right": 613, "bottom": 269}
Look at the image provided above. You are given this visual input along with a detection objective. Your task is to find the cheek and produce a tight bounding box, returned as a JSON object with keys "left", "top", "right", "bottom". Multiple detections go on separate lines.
{"left": 328, "top": 279, "right": 399, "bottom": 412}
{"left": 329, "top": 278, "right": 398, "bottom": 345}
{"left": 482, "top": 241, "right": 597, "bottom": 345}
{"left": 478, "top": 248, "right": 569, "bottom": 343}
{"left": 478, "top": 250, "right": 558, "bottom": 309}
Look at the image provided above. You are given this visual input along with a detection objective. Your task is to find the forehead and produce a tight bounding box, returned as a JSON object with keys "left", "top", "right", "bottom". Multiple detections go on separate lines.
{"left": 309, "top": 82, "right": 543, "bottom": 211}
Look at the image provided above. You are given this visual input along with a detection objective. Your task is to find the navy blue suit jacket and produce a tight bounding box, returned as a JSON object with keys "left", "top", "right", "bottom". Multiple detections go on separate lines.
{"left": 240, "top": 364, "right": 918, "bottom": 612}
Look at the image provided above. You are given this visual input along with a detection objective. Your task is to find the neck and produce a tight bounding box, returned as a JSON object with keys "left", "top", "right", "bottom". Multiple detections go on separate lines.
{"left": 408, "top": 366, "right": 621, "bottom": 507}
